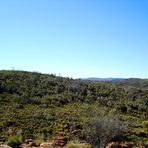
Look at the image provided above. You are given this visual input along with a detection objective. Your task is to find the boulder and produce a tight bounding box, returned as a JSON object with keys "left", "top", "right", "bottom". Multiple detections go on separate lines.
{"left": 53, "top": 132, "right": 67, "bottom": 147}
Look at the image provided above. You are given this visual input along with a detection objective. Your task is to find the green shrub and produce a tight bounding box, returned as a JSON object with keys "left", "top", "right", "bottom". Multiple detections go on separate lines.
{"left": 142, "top": 120, "right": 148, "bottom": 128}
{"left": 7, "top": 135, "right": 22, "bottom": 148}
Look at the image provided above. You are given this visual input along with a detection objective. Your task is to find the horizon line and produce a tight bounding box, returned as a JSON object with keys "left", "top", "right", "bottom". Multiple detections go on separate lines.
{"left": 0, "top": 69, "right": 147, "bottom": 80}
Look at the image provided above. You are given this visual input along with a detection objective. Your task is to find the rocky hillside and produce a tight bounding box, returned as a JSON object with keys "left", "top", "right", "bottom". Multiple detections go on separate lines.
{"left": 0, "top": 70, "right": 147, "bottom": 147}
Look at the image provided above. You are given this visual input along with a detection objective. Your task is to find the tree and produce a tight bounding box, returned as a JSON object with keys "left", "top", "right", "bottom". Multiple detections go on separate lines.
{"left": 82, "top": 115, "right": 125, "bottom": 148}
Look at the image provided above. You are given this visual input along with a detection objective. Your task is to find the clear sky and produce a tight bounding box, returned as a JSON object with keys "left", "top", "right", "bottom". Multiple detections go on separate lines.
{"left": 0, "top": 0, "right": 148, "bottom": 78}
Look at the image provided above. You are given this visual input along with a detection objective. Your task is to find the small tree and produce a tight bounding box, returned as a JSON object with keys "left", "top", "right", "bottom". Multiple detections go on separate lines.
{"left": 82, "top": 115, "right": 125, "bottom": 147}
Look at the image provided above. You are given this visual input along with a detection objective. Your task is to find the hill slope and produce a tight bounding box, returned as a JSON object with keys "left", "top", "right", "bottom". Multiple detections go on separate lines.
{"left": 0, "top": 70, "right": 148, "bottom": 146}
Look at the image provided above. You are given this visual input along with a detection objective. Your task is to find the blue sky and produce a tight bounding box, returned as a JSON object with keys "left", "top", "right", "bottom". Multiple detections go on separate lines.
{"left": 0, "top": 0, "right": 148, "bottom": 78}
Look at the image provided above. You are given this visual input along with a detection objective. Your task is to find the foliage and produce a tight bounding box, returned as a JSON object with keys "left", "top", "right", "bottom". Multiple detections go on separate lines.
{"left": 7, "top": 135, "right": 22, "bottom": 148}
{"left": 0, "top": 70, "right": 148, "bottom": 146}
{"left": 82, "top": 115, "right": 125, "bottom": 147}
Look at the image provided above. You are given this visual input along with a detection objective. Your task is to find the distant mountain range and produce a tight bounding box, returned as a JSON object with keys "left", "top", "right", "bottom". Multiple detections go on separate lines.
{"left": 81, "top": 77, "right": 127, "bottom": 81}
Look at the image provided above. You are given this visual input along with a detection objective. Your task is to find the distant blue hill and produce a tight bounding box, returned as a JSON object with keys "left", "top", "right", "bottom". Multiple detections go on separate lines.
{"left": 81, "top": 77, "right": 126, "bottom": 81}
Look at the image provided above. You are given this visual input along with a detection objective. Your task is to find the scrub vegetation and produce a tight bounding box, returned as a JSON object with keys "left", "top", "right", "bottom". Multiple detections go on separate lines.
{"left": 0, "top": 70, "right": 147, "bottom": 147}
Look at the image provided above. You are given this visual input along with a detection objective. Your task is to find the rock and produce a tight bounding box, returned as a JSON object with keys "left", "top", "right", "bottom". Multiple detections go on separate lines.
{"left": 40, "top": 142, "right": 54, "bottom": 148}
{"left": 20, "top": 139, "right": 37, "bottom": 148}
{"left": 105, "top": 142, "right": 132, "bottom": 148}
{"left": 24, "top": 139, "right": 34, "bottom": 144}
{"left": 28, "top": 141, "right": 36, "bottom": 147}
{"left": 53, "top": 132, "right": 67, "bottom": 147}
{"left": 0, "top": 144, "right": 11, "bottom": 148}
